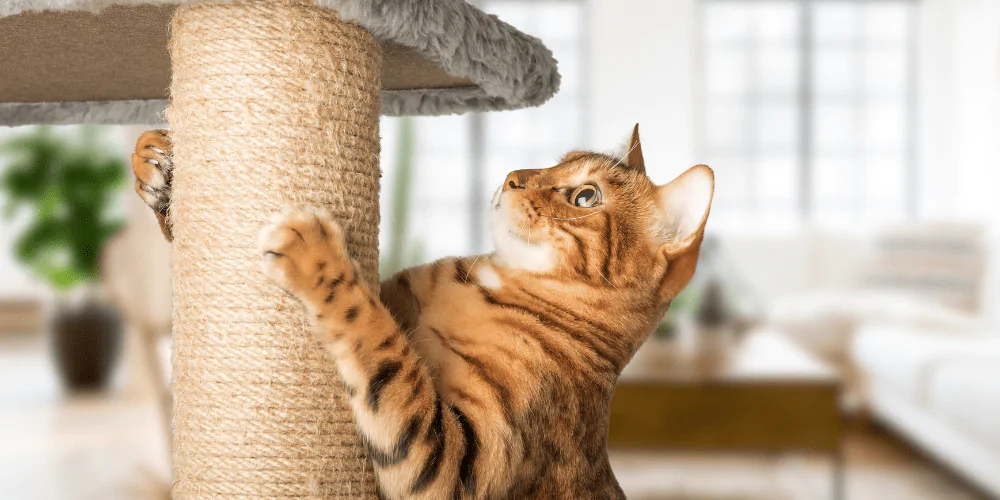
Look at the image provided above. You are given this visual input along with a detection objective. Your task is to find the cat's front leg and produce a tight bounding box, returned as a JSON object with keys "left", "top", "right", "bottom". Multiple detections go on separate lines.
{"left": 258, "top": 208, "right": 470, "bottom": 500}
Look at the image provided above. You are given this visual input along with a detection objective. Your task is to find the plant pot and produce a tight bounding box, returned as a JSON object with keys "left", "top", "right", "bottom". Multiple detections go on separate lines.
{"left": 51, "top": 301, "right": 123, "bottom": 391}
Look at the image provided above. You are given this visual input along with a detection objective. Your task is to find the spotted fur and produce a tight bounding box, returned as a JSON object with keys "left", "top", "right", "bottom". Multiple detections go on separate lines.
{"left": 135, "top": 125, "right": 714, "bottom": 499}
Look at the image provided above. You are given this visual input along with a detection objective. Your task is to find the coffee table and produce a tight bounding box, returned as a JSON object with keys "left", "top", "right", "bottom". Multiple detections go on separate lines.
{"left": 610, "top": 328, "right": 844, "bottom": 500}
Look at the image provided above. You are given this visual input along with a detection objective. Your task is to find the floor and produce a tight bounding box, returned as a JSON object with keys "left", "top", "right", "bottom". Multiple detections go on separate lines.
{"left": 609, "top": 421, "right": 990, "bottom": 500}
{"left": 0, "top": 333, "right": 990, "bottom": 500}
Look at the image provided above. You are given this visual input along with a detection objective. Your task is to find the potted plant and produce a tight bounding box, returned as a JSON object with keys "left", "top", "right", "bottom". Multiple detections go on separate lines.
{"left": 1, "top": 126, "right": 128, "bottom": 391}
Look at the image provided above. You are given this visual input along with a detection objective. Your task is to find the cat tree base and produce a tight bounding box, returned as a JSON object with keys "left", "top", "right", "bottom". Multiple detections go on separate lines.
{"left": 167, "top": 1, "right": 380, "bottom": 497}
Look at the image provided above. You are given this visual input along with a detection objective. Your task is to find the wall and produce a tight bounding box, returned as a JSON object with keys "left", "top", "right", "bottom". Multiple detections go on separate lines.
{"left": 589, "top": 0, "right": 699, "bottom": 186}
{"left": 918, "top": 0, "right": 1000, "bottom": 325}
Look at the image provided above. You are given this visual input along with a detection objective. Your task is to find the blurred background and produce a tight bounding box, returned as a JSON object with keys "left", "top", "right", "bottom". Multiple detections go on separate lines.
{"left": 2, "top": 0, "right": 1000, "bottom": 499}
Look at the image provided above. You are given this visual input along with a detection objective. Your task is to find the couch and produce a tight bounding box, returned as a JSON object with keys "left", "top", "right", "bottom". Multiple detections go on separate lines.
{"left": 853, "top": 325, "right": 1000, "bottom": 497}
{"left": 758, "top": 222, "right": 999, "bottom": 496}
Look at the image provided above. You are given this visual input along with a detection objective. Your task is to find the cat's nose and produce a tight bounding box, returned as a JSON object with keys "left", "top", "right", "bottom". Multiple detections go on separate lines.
{"left": 503, "top": 170, "right": 538, "bottom": 191}
{"left": 503, "top": 172, "right": 523, "bottom": 191}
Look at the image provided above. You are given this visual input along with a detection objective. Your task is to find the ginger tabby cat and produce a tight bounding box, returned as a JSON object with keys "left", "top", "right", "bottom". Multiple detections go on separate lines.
{"left": 132, "top": 125, "right": 714, "bottom": 499}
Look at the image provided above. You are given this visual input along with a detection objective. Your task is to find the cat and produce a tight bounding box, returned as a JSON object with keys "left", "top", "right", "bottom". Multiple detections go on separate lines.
{"left": 132, "top": 125, "right": 714, "bottom": 499}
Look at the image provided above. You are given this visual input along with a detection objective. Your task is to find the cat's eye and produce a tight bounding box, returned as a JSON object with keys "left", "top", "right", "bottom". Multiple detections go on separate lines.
{"left": 570, "top": 185, "right": 601, "bottom": 208}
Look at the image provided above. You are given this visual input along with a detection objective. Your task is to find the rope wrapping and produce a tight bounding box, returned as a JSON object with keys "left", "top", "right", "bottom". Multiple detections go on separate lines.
{"left": 167, "top": 1, "right": 381, "bottom": 497}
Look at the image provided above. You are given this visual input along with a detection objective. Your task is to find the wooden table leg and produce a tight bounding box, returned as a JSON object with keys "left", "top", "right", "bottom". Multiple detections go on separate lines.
{"left": 832, "top": 448, "right": 846, "bottom": 500}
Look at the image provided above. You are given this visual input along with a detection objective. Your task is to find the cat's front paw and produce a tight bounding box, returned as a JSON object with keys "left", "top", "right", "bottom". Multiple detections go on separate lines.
{"left": 258, "top": 207, "right": 356, "bottom": 298}
{"left": 132, "top": 129, "right": 173, "bottom": 240}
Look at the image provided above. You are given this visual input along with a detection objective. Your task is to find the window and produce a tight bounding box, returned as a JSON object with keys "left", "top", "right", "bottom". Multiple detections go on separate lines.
{"left": 699, "top": 0, "right": 918, "bottom": 230}
{"left": 379, "top": 0, "right": 588, "bottom": 274}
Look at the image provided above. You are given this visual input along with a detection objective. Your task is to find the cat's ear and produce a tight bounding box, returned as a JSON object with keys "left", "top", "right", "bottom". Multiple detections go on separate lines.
{"left": 655, "top": 164, "right": 714, "bottom": 259}
{"left": 624, "top": 123, "right": 645, "bottom": 173}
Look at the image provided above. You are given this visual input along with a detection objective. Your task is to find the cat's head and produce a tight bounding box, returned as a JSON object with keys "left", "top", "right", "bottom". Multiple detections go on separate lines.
{"left": 491, "top": 124, "right": 714, "bottom": 307}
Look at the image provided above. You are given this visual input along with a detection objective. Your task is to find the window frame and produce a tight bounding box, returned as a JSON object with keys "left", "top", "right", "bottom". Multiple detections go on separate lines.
{"left": 695, "top": 0, "right": 921, "bottom": 226}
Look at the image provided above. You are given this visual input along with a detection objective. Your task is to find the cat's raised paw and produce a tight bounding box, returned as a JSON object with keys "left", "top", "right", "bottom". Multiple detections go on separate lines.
{"left": 258, "top": 207, "right": 353, "bottom": 295}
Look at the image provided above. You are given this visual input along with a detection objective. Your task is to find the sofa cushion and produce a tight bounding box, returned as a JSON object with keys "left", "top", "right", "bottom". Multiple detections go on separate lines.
{"left": 853, "top": 324, "right": 1000, "bottom": 405}
{"left": 927, "top": 358, "right": 1000, "bottom": 450}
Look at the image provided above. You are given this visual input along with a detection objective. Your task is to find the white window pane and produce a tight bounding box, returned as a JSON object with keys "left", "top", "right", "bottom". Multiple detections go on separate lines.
{"left": 864, "top": 205, "right": 905, "bottom": 224}
{"left": 414, "top": 115, "right": 469, "bottom": 150}
{"left": 548, "top": 105, "right": 585, "bottom": 151}
{"left": 707, "top": 101, "right": 748, "bottom": 150}
{"left": 864, "top": 102, "right": 905, "bottom": 151}
{"left": 486, "top": 113, "right": 530, "bottom": 148}
{"left": 700, "top": 0, "right": 915, "bottom": 227}
{"left": 708, "top": 209, "right": 755, "bottom": 232}
{"left": 863, "top": 4, "right": 909, "bottom": 44}
{"left": 411, "top": 208, "right": 471, "bottom": 261}
{"left": 755, "top": 206, "right": 800, "bottom": 230}
{"left": 755, "top": 100, "right": 798, "bottom": 150}
{"left": 708, "top": 157, "right": 752, "bottom": 206}
{"left": 813, "top": 49, "right": 857, "bottom": 96}
{"left": 813, "top": 105, "right": 857, "bottom": 152}
{"left": 757, "top": 156, "right": 798, "bottom": 203}
{"left": 864, "top": 157, "right": 906, "bottom": 206}
{"left": 380, "top": 118, "right": 406, "bottom": 251}
{"left": 864, "top": 49, "right": 906, "bottom": 95}
{"left": 414, "top": 155, "right": 468, "bottom": 205}
{"left": 757, "top": 47, "right": 799, "bottom": 93}
{"left": 555, "top": 49, "right": 582, "bottom": 94}
{"left": 814, "top": 103, "right": 858, "bottom": 152}
{"left": 476, "top": 209, "right": 494, "bottom": 253}
{"left": 380, "top": 117, "right": 401, "bottom": 188}
{"left": 485, "top": 154, "right": 522, "bottom": 190}
{"left": 813, "top": 205, "right": 856, "bottom": 227}
{"left": 814, "top": 3, "right": 859, "bottom": 44}
{"left": 753, "top": 3, "right": 799, "bottom": 44}
{"left": 534, "top": 3, "right": 581, "bottom": 40}
{"left": 534, "top": 110, "right": 578, "bottom": 152}
{"left": 812, "top": 157, "right": 854, "bottom": 202}
{"left": 483, "top": 3, "right": 529, "bottom": 30}
{"left": 706, "top": 49, "right": 750, "bottom": 94}
{"left": 705, "top": 4, "right": 753, "bottom": 44}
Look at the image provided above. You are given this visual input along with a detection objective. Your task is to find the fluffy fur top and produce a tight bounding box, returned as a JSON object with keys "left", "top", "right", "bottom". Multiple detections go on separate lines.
{"left": 0, "top": 0, "right": 560, "bottom": 124}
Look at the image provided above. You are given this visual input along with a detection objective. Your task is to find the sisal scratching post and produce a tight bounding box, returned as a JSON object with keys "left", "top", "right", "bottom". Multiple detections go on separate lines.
{"left": 2, "top": 1, "right": 559, "bottom": 496}
{"left": 168, "top": 0, "right": 381, "bottom": 497}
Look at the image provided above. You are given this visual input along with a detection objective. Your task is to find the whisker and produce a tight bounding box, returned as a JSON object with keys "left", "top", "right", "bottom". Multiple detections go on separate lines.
{"left": 550, "top": 209, "right": 604, "bottom": 221}
{"left": 617, "top": 138, "right": 641, "bottom": 166}
{"left": 600, "top": 272, "right": 613, "bottom": 286}
{"left": 464, "top": 255, "right": 483, "bottom": 282}
{"left": 599, "top": 137, "right": 642, "bottom": 171}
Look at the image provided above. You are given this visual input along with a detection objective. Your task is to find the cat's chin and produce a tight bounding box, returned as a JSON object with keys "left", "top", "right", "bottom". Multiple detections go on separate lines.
{"left": 491, "top": 209, "right": 556, "bottom": 273}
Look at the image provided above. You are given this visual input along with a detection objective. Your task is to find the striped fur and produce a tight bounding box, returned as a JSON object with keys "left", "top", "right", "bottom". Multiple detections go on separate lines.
{"left": 137, "top": 126, "right": 714, "bottom": 499}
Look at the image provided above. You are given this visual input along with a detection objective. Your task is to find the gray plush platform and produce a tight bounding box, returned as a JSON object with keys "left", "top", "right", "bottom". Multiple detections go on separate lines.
{"left": 0, "top": 0, "right": 560, "bottom": 125}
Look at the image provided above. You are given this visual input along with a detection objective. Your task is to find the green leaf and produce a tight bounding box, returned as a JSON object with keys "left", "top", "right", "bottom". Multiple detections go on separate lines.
{"left": 0, "top": 126, "right": 127, "bottom": 291}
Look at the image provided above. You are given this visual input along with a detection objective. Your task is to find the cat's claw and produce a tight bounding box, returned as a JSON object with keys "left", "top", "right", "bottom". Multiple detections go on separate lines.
{"left": 258, "top": 207, "right": 354, "bottom": 296}
{"left": 132, "top": 129, "right": 174, "bottom": 240}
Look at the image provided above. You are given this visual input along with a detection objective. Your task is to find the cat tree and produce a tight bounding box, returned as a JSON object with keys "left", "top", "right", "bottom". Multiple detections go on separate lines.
{"left": 1, "top": 1, "right": 558, "bottom": 497}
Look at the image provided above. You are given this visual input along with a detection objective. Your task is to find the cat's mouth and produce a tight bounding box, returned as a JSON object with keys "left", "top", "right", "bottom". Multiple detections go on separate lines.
{"left": 491, "top": 206, "right": 556, "bottom": 272}
{"left": 494, "top": 189, "right": 538, "bottom": 243}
